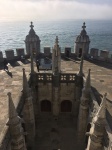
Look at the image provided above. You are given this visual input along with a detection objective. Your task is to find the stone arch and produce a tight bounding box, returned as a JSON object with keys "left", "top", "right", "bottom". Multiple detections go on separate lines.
{"left": 41, "top": 100, "right": 51, "bottom": 112}
{"left": 61, "top": 100, "right": 72, "bottom": 112}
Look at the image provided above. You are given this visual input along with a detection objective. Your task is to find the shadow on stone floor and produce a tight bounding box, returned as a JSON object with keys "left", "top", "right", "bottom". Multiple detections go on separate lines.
{"left": 10, "top": 61, "right": 20, "bottom": 67}
{"left": 5, "top": 70, "right": 13, "bottom": 78}
{"left": 86, "top": 58, "right": 112, "bottom": 70}
{"left": 21, "top": 59, "right": 31, "bottom": 64}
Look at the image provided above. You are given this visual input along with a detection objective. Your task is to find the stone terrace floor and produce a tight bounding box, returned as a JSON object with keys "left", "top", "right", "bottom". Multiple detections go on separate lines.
{"left": 0, "top": 58, "right": 112, "bottom": 144}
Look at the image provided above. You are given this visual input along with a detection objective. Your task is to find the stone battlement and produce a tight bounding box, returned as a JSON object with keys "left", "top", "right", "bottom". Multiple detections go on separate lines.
{"left": 0, "top": 47, "right": 112, "bottom": 63}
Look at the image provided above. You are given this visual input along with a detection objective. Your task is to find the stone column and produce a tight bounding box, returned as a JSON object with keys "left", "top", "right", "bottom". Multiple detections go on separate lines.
{"left": 52, "top": 74, "right": 60, "bottom": 117}
{"left": 7, "top": 92, "right": 27, "bottom": 150}
{"left": 86, "top": 93, "right": 107, "bottom": 150}
{"left": 77, "top": 69, "right": 91, "bottom": 150}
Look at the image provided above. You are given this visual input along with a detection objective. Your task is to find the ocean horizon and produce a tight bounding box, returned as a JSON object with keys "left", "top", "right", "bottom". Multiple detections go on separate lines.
{"left": 0, "top": 19, "right": 112, "bottom": 57}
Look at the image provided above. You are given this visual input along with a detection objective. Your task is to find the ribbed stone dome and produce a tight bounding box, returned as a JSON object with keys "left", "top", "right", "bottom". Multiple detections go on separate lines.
{"left": 25, "top": 22, "right": 41, "bottom": 55}
{"left": 25, "top": 22, "right": 40, "bottom": 42}
{"left": 75, "top": 22, "right": 90, "bottom": 43}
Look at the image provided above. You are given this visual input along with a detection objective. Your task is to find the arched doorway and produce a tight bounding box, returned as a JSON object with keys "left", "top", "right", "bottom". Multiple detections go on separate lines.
{"left": 61, "top": 100, "right": 72, "bottom": 112}
{"left": 41, "top": 100, "right": 51, "bottom": 112}
{"left": 66, "top": 50, "right": 70, "bottom": 58}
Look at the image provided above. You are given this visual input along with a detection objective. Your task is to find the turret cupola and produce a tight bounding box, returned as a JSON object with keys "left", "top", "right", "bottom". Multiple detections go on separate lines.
{"left": 75, "top": 22, "right": 90, "bottom": 58}
{"left": 25, "top": 22, "right": 41, "bottom": 56}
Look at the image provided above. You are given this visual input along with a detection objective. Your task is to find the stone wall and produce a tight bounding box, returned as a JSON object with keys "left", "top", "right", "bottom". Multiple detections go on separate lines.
{"left": 89, "top": 48, "right": 112, "bottom": 63}
{"left": 1, "top": 46, "right": 112, "bottom": 63}
{"left": 38, "top": 83, "right": 52, "bottom": 102}
{"left": 0, "top": 49, "right": 29, "bottom": 63}
{"left": 60, "top": 83, "right": 75, "bottom": 102}
{"left": 36, "top": 82, "right": 75, "bottom": 114}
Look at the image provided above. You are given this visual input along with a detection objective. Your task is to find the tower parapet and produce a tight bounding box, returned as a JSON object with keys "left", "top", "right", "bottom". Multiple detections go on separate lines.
{"left": 75, "top": 22, "right": 90, "bottom": 58}
{"left": 25, "top": 22, "right": 41, "bottom": 56}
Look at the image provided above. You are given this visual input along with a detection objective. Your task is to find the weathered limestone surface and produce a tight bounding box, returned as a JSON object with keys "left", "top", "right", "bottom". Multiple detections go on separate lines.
{"left": 0, "top": 58, "right": 112, "bottom": 149}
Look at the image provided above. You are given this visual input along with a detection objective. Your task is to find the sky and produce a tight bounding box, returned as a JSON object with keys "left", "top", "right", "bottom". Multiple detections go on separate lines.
{"left": 0, "top": 0, "right": 112, "bottom": 21}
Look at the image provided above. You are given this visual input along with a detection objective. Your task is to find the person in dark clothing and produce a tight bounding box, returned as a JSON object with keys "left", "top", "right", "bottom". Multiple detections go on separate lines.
{"left": 3, "top": 59, "right": 8, "bottom": 71}
{"left": 36, "top": 60, "right": 40, "bottom": 72}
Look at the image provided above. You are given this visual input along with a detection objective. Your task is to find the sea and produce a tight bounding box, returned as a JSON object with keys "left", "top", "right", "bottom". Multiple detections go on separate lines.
{"left": 0, "top": 20, "right": 112, "bottom": 57}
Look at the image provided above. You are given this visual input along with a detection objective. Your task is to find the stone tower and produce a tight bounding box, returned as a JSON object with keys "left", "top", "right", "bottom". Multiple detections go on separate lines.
{"left": 25, "top": 22, "right": 41, "bottom": 56}
{"left": 7, "top": 92, "right": 27, "bottom": 150}
{"left": 87, "top": 93, "right": 107, "bottom": 150}
{"left": 75, "top": 22, "right": 90, "bottom": 58}
{"left": 22, "top": 68, "right": 35, "bottom": 150}
{"left": 52, "top": 36, "right": 61, "bottom": 75}
{"left": 77, "top": 69, "right": 91, "bottom": 150}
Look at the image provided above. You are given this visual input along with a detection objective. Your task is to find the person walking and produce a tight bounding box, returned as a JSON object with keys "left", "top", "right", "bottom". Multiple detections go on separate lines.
{"left": 36, "top": 60, "right": 40, "bottom": 72}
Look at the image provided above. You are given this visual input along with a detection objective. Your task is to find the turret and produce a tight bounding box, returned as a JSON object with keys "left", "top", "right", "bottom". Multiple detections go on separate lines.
{"left": 22, "top": 68, "right": 35, "bottom": 149}
{"left": 7, "top": 92, "right": 27, "bottom": 150}
{"left": 75, "top": 22, "right": 90, "bottom": 58}
{"left": 52, "top": 36, "right": 61, "bottom": 75}
{"left": 25, "top": 22, "right": 41, "bottom": 56}
{"left": 77, "top": 69, "right": 91, "bottom": 150}
{"left": 87, "top": 93, "right": 107, "bottom": 150}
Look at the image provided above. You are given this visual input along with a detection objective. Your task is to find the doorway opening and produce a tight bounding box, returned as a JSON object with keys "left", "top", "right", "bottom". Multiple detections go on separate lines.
{"left": 61, "top": 100, "right": 72, "bottom": 112}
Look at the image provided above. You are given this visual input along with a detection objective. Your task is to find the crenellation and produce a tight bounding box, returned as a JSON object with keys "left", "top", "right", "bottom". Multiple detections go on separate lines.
{"left": 90, "top": 48, "right": 99, "bottom": 59}
{"left": 0, "top": 47, "right": 112, "bottom": 64}
{"left": 5, "top": 49, "right": 14, "bottom": 61}
{"left": 16, "top": 48, "right": 25, "bottom": 58}
{"left": 100, "top": 50, "right": 109, "bottom": 61}
{"left": 44, "top": 47, "right": 51, "bottom": 57}
{"left": 0, "top": 51, "right": 4, "bottom": 63}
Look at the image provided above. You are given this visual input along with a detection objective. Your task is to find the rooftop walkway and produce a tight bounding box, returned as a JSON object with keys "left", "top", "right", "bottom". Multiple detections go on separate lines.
{"left": 0, "top": 58, "right": 112, "bottom": 146}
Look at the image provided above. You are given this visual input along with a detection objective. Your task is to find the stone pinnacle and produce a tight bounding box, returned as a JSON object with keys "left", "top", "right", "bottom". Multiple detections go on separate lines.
{"left": 7, "top": 92, "right": 19, "bottom": 124}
